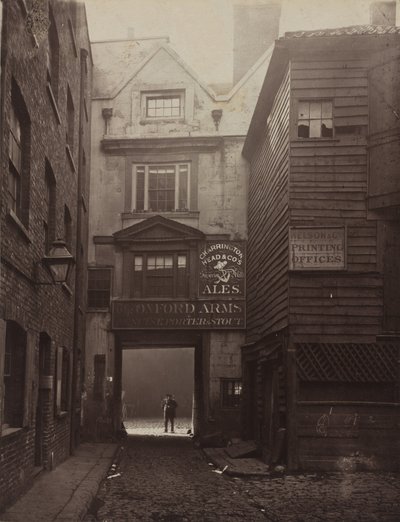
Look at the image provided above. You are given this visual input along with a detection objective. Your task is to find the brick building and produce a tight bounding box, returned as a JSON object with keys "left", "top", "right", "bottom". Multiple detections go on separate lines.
{"left": 82, "top": 2, "right": 281, "bottom": 442}
{"left": 0, "top": 0, "right": 91, "bottom": 510}
{"left": 242, "top": 25, "right": 400, "bottom": 470}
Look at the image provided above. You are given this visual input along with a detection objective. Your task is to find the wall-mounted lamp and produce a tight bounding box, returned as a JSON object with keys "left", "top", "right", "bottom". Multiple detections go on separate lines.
{"left": 211, "top": 109, "right": 223, "bottom": 131}
{"left": 102, "top": 107, "right": 113, "bottom": 135}
{"left": 36, "top": 239, "right": 74, "bottom": 285}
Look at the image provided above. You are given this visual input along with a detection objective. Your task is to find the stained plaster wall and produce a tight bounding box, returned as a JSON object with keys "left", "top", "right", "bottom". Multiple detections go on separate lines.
{"left": 87, "top": 40, "right": 268, "bottom": 437}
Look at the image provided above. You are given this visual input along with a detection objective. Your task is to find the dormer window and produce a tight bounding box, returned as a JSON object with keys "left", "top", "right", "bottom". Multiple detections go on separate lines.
{"left": 132, "top": 163, "right": 190, "bottom": 212}
{"left": 142, "top": 90, "right": 185, "bottom": 120}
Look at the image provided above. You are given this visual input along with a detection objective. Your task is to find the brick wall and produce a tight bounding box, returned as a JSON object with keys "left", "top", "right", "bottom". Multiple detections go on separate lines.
{"left": 0, "top": 0, "right": 92, "bottom": 511}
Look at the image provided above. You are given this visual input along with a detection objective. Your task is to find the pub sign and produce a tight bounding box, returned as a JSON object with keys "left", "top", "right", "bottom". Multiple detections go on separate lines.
{"left": 199, "top": 241, "right": 245, "bottom": 297}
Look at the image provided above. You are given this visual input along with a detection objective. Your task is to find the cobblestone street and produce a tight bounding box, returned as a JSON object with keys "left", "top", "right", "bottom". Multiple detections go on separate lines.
{"left": 84, "top": 421, "right": 400, "bottom": 522}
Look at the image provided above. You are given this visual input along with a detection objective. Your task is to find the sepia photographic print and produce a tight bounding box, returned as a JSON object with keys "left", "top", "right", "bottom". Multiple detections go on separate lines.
{"left": 0, "top": 0, "right": 399, "bottom": 520}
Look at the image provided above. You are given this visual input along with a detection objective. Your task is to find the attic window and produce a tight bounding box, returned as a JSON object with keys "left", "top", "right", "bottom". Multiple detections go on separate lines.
{"left": 142, "top": 91, "right": 185, "bottom": 120}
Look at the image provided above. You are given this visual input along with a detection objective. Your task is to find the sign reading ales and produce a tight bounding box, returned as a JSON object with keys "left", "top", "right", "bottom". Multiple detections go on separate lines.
{"left": 289, "top": 227, "right": 345, "bottom": 270}
{"left": 199, "top": 241, "right": 245, "bottom": 296}
{"left": 112, "top": 300, "right": 245, "bottom": 330}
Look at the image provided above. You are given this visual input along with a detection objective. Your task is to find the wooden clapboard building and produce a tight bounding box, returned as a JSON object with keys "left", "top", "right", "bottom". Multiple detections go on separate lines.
{"left": 242, "top": 25, "right": 400, "bottom": 471}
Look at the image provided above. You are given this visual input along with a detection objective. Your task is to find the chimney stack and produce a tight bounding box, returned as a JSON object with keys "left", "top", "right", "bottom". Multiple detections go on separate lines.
{"left": 370, "top": 1, "right": 396, "bottom": 25}
{"left": 233, "top": 2, "right": 281, "bottom": 85}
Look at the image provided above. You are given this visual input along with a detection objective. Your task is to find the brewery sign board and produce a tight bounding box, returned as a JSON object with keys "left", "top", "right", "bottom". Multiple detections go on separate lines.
{"left": 112, "top": 299, "right": 246, "bottom": 330}
{"left": 289, "top": 226, "right": 346, "bottom": 270}
{"left": 199, "top": 241, "right": 245, "bottom": 297}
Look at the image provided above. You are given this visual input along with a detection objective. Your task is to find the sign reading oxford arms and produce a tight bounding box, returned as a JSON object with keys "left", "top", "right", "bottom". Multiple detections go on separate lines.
{"left": 111, "top": 241, "right": 246, "bottom": 330}
{"left": 112, "top": 300, "right": 245, "bottom": 330}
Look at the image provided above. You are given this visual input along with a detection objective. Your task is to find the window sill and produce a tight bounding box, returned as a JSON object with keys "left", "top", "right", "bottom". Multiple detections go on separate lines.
{"left": 122, "top": 210, "right": 199, "bottom": 220}
{"left": 140, "top": 117, "right": 185, "bottom": 125}
{"left": 87, "top": 308, "right": 110, "bottom": 313}
{"left": 1, "top": 426, "right": 24, "bottom": 438}
{"left": 7, "top": 210, "right": 32, "bottom": 243}
{"left": 66, "top": 145, "right": 77, "bottom": 173}
{"left": 291, "top": 137, "right": 340, "bottom": 144}
{"left": 47, "top": 83, "right": 61, "bottom": 124}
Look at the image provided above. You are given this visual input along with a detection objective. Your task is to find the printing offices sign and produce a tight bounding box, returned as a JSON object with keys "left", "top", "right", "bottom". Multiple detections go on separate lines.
{"left": 289, "top": 227, "right": 346, "bottom": 270}
{"left": 199, "top": 241, "right": 245, "bottom": 297}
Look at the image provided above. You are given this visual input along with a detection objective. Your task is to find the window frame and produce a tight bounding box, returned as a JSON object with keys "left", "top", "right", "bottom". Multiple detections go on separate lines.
{"left": 87, "top": 267, "right": 112, "bottom": 310}
{"left": 8, "top": 80, "right": 31, "bottom": 227}
{"left": 220, "top": 379, "right": 242, "bottom": 409}
{"left": 130, "top": 251, "right": 189, "bottom": 298}
{"left": 296, "top": 99, "right": 334, "bottom": 140}
{"left": 55, "top": 346, "right": 71, "bottom": 416}
{"left": 141, "top": 90, "right": 185, "bottom": 121}
{"left": 132, "top": 163, "right": 190, "bottom": 213}
{"left": 3, "top": 321, "right": 27, "bottom": 429}
{"left": 44, "top": 160, "right": 56, "bottom": 254}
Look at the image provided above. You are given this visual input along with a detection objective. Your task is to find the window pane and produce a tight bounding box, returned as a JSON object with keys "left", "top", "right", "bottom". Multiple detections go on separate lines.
{"left": 147, "top": 256, "right": 156, "bottom": 270}
{"left": 134, "top": 256, "right": 143, "bottom": 271}
{"left": 321, "top": 101, "right": 332, "bottom": 118}
{"left": 178, "top": 254, "right": 187, "bottom": 268}
{"left": 298, "top": 101, "right": 310, "bottom": 120}
{"left": 298, "top": 123, "right": 309, "bottom": 138}
{"left": 309, "top": 119, "right": 321, "bottom": 138}
{"left": 310, "top": 101, "right": 321, "bottom": 119}
{"left": 87, "top": 269, "right": 111, "bottom": 308}
{"left": 178, "top": 166, "right": 188, "bottom": 209}
{"left": 321, "top": 119, "right": 333, "bottom": 138}
{"left": 136, "top": 168, "right": 145, "bottom": 211}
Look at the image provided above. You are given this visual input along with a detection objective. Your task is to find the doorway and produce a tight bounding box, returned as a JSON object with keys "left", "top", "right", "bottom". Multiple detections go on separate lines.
{"left": 121, "top": 347, "right": 195, "bottom": 436}
{"left": 35, "top": 333, "right": 51, "bottom": 467}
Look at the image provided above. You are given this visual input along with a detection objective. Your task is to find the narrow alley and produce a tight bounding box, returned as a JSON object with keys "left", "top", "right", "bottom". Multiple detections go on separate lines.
{"left": 84, "top": 434, "right": 267, "bottom": 522}
{"left": 84, "top": 428, "right": 400, "bottom": 522}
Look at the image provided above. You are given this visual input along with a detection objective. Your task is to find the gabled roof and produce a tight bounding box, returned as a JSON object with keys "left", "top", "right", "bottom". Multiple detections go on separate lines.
{"left": 113, "top": 215, "right": 205, "bottom": 243}
{"left": 91, "top": 37, "right": 273, "bottom": 102}
{"left": 243, "top": 25, "right": 400, "bottom": 159}
{"left": 91, "top": 37, "right": 169, "bottom": 99}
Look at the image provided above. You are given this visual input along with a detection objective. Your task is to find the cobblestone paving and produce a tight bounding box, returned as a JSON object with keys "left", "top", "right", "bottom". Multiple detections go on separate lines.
{"left": 85, "top": 435, "right": 267, "bottom": 521}
{"left": 85, "top": 430, "right": 400, "bottom": 522}
{"left": 124, "top": 417, "right": 192, "bottom": 436}
{"left": 235, "top": 472, "right": 400, "bottom": 522}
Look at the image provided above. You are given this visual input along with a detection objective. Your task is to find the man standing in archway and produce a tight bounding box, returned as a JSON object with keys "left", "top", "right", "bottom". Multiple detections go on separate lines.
{"left": 162, "top": 394, "right": 178, "bottom": 433}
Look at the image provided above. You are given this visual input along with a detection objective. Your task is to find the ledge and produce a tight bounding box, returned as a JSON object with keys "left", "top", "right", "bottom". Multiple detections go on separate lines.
{"left": 7, "top": 210, "right": 32, "bottom": 243}
{"left": 101, "top": 135, "right": 223, "bottom": 154}
{"left": 121, "top": 210, "right": 200, "bottom": 220}
{"left": 66, "top": 145, "right": 77, "bottom": 173}
{"left": 47, "top": 83, "right": 61, "bottom": 124}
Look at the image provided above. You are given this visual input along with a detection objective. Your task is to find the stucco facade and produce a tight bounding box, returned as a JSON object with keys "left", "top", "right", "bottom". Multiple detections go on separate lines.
{"left": 83, "top": 35, "right": 272, "bottom": 440}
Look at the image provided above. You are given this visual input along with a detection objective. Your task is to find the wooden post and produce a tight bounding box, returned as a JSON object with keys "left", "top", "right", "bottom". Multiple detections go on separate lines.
{"left": 286, "top": 341, "right": 298, "bottom": 470}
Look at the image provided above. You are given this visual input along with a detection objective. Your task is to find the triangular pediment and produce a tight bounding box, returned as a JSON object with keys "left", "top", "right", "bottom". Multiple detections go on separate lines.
{"left": 113, "top": 215, "right": 205, "bottom": 243}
